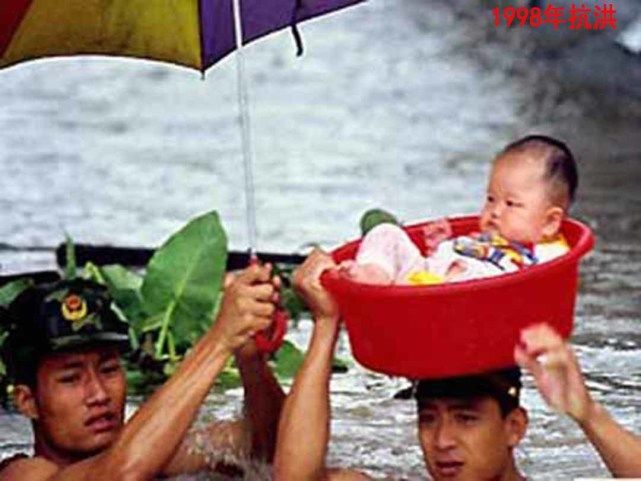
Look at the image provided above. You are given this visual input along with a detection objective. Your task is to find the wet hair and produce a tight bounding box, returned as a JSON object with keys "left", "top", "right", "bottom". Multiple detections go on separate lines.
{"left": 415, "top": 367, "right": 522, "bottom": 418}
{"left": 499, "top": 135, "right": 578, "bottom": 208}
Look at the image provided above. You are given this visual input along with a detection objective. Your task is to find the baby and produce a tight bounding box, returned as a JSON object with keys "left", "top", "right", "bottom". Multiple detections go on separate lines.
{"left": 341, "top": 135, "right": 578, "bottom": 285}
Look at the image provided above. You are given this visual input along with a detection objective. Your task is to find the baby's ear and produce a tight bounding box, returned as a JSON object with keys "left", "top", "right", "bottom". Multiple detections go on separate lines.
{"left": 542, "top": 206, "right": 565, "bottom": 238}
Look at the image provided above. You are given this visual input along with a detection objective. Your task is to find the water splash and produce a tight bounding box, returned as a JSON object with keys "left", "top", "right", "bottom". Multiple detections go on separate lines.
{"left": 179, "top": 418, "right": 272, "bottom": 481}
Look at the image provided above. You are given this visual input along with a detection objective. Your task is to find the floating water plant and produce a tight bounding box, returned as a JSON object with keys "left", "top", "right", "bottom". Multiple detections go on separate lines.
{"left": 0, "top": 211, "right": 338, "bottom": 404}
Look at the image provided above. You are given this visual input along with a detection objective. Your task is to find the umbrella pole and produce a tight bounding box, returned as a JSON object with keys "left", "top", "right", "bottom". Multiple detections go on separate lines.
{"left": 231, "top": 0, "right": 258, "bottom": 256}
{"left": 229, "top": 0, "right": 292, "bottom": 356}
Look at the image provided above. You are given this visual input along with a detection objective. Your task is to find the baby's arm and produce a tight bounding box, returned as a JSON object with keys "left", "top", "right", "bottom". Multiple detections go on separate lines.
{"left": 442, "top": 257, "right": 511, "bottom": 282}
{"left": 428, "top": 237, "right": 519, "bottom": 283}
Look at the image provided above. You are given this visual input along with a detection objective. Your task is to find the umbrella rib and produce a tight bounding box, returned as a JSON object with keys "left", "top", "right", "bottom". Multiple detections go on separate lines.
{"left": 290, "top": 0, "right": 305, "bottom": 57}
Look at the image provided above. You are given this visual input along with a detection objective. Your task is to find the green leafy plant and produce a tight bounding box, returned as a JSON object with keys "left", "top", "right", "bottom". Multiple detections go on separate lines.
{"left": 85, "top": 211, "right": 230, "bottom": 392}
{"left": 0, "top": 278, "right": 34, "bottom": 307}
{"left": 140, "top": 211, "right": 228, "bottom": 357}
{"left": 0, "top": 210, "right": 348, "bottom": 404}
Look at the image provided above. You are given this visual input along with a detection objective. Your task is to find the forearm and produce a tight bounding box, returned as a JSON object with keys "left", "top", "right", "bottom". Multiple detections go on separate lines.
{"left": 273, "top": 320, "right": 339, "bottom": 481}
{"left": 237, "top": 353, "right": 285, "bottom": 461}
{"left": 579, "top": 401, "right": 641, "bottom": 477}
{"left": 109, "top": 327, "right": 232, "bottom": 479}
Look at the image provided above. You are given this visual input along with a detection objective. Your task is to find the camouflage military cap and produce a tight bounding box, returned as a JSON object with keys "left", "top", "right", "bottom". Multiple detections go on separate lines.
{"left": 2, "top": 278, "right": 130, "bottom": 374}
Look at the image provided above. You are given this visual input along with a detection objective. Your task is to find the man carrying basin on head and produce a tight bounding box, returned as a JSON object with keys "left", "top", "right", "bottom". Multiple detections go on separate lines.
{"left": 273, "top": 249, "right": 529, "bottom": 481}
{"left": 0, "top": 265, "right": 285, "bottom": 481}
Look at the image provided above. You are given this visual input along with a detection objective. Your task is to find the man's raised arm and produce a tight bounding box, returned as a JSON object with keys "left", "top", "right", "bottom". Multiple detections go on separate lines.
{"left": 516, "top": 323, "right": 641, "bottom": 477}
{"left": 2, "top": 264, "right": 276, "bottom": 481}
{"left": 273, "top": 249, "right": 370, "bottom": 481}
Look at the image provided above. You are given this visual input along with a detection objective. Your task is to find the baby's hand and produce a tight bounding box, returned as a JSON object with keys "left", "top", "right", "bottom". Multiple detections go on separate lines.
{"left": 444, "top": 260, "right": 468, "bottom": 281}
{"left": 423, "top": 218, "right": 452, "bottom": 256}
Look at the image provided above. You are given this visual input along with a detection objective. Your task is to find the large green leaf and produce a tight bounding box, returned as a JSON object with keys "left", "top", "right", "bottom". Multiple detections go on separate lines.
{"left": 99, "top": 264, "right": 146, "bottom": 331}
{"left": 0, "top": 278, "right": 33, "bottom": 307}
{"left": 141, "top": 211, "right": 228, "bottom": 357}
{"left": 100, "top": 264, "right": 143, "bottom": 292}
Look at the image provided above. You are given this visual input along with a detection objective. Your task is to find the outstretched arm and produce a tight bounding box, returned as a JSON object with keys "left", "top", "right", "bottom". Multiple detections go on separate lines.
{"left": 516, "top": 324, "right": 641, "bottom": 477}
{"left": 3, "top": 265, "right": 276, "bottom": 481}
{"left": 273, "top": 249, "right": 341, "bottom": 481}
{"left": 273, "top": 250, "right": 371, "bottom": 481}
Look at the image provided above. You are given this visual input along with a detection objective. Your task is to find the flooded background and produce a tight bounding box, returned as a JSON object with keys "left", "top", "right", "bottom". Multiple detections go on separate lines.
{"left": 1, "top": 0, "right": 640, "bottom": 479}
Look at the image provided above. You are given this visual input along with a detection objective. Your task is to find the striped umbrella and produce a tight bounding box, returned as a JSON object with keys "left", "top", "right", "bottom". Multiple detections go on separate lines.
{"left": 0, "top": 0, "right": 364, "bottom": 352}
{"left": 0, "top": 0, "right": 362, "bottom": 72}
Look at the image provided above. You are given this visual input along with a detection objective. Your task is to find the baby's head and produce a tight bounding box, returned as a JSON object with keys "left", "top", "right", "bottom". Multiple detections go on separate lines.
{"left": 479, "top": 135, "right": 578, "bottom": 245}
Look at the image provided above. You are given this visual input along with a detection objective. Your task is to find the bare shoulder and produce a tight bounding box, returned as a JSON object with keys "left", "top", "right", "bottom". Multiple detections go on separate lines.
{"left": 0, "top": 456, "right": 58, "bottom": 481}
{"left": 327, "top": 468, "right": 374, "bottom": 480}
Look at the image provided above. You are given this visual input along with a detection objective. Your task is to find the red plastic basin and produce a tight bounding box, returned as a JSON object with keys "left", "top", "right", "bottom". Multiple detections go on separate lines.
{"left": 322, "top": 216, "right": 595, "bottom": 379}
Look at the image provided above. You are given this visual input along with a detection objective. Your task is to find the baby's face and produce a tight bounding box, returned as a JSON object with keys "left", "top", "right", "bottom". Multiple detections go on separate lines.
{"left": 479, "top": 153, "right": 556, "bottom": 244}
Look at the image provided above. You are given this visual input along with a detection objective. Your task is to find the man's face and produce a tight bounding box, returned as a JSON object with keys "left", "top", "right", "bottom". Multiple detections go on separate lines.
{"left": 417, "top": 397, "right": 526, "bottom": 481}
{"left": 33, "top": 346, "right": 126, "bottom": 458}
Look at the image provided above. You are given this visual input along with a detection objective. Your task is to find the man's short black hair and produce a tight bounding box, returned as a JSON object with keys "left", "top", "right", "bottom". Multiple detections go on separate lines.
{"left": 415, "top": 367, "right": 522, "bottom": 417}
{"left": 501, "top": 135, "right": 578, "bottom": 207}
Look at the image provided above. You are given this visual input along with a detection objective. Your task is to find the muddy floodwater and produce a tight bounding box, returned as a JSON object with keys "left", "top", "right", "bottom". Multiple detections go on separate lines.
{"left": 1, "top": 0, "right": 640, "bottom": 479}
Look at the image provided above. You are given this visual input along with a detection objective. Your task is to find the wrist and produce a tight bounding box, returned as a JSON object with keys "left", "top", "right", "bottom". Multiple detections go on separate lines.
{"left": 314, "top": 315, "right": 340, "bottom": 333}
{"left": 313, "top": 313, "right": 340, "bottom": 325}
{"left": 310, "top": 316, "right": 340, "bottom": 347}
{"left": 207, "top": 322, "right": 236, "bottom": 359}
{"left": 576, "top": 397, "right": 603, "bottom": 429}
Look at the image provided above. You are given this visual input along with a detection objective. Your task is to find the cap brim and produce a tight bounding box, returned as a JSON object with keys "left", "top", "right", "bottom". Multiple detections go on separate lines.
{"left": 49, "top": 333, "right": 131, "bottom": 353}
{"left": 414, "top": 367, "right": 522, "bottom": 402}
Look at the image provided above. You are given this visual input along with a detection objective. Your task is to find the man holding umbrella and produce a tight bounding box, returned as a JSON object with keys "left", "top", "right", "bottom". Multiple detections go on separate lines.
{"left": 0, "top": 264, "right": 284, "bottom": 480}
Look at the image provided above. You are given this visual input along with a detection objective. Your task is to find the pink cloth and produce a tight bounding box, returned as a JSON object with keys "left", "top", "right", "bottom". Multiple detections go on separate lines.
{"left": 356, "top": 224, "right": 425, "bottom": 283}
{"left": 355, "top": 223, "right": 569, "bottom": 284}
